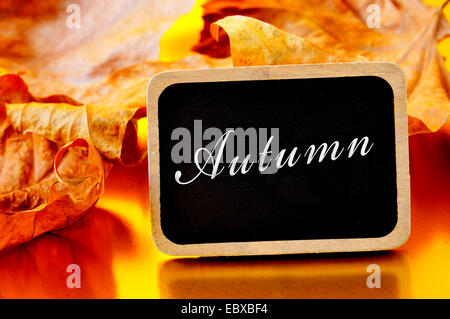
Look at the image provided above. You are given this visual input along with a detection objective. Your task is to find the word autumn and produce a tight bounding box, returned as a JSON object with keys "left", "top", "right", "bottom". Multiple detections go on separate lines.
{"left": 171, "top": 120, "right": 374, "bottom": 185}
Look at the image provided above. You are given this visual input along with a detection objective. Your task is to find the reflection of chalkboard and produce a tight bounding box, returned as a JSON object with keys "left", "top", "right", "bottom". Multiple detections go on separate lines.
{"left": 147, "top": 63, "right": 410, "bottom": 256}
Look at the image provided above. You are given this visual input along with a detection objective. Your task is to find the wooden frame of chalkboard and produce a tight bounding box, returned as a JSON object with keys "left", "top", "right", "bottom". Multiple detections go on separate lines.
{"left": 147, "top": 62, "right": 410, "bottom": 256}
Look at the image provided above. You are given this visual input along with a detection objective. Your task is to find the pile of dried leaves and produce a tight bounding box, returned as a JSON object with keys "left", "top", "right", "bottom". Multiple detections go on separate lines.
{"left": 0, "top": 0, "right": 449, "bottom": 251}
{"left": 0, "top": 67, "right": 146, "bottom": 250}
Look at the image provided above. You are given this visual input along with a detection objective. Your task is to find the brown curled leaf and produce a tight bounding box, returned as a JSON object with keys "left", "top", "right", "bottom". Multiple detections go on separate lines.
{"left": 0, "top": 135, "right": 107, "bottom": 251}
{"left": 0, "top": 69, "right": 111, "bottom": 251}
{"left": 211, "top": 15, "right": 339, "bottom": 66}
{"left": 5, "top": 102, "right": 146, "bottom": 166}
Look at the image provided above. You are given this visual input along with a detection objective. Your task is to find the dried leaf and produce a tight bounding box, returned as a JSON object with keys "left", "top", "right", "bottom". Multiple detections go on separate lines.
{"left": 5, "top": 102, "right": 146, "bottom": 166}
{"left": 211, "top": 15, "right": 339, "bottom": 66}
{"left": 0, "top": 138, "right": 106, "bottom": 250}
{"left": 0, "top": 70, "right": 110, "bottom": 251}
{"left": 200, "top": 0, "right": 450, "bottom": 134}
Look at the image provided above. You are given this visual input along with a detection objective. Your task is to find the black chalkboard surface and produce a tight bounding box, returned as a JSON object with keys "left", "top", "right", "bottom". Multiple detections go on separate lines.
{"left": 147, "top": 63, "right": 410, "bottom": 256}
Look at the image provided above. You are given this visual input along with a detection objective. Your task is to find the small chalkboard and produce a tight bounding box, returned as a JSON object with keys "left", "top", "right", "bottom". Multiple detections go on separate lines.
{"left": 147, "top": 63, "right": 410, "bottom": 256}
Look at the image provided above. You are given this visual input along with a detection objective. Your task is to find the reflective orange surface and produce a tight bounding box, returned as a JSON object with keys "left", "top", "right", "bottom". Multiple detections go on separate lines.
{"left": 0, "top": 121, "right": 448, "bottom": 299}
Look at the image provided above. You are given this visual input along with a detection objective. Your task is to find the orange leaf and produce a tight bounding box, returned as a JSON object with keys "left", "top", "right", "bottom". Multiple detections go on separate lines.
{"left": 5, "top": 102, "right": 146, "bottom": 166}
{"left": 0, "top": 70, "right": 110, "bottom": 251}
{"left": 211, "top": 15, "right": 339, "bottom": 66}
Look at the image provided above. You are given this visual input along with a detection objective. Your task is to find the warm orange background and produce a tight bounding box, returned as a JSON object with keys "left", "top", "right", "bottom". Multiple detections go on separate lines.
{"left": 0, "top": 0, "right": 449, "bottom": 299}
